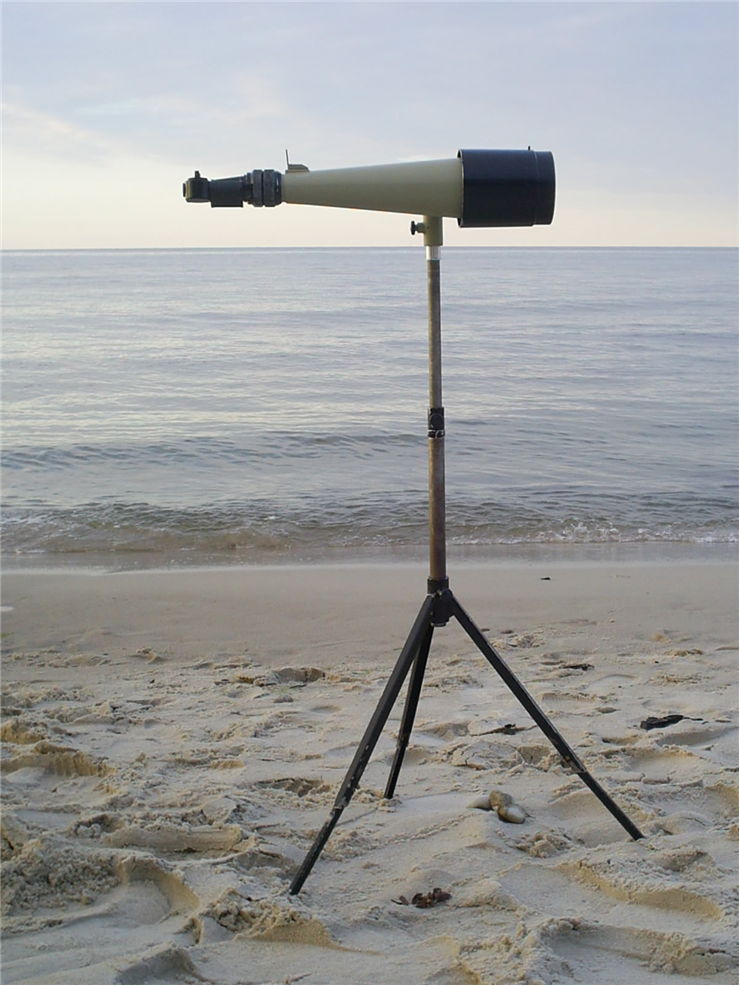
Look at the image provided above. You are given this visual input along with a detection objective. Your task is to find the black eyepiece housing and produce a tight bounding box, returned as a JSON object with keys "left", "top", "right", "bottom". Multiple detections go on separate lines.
{"left": 182, "top": 170, "right": 282, "bottom": 208}
{"left": 182, "top": 171, "right": 210, "bottom": 203}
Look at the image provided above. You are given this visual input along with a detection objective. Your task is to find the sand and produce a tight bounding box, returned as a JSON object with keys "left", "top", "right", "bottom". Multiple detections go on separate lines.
{"left": 1, "top": 558, "right": 737, "bottom": 985}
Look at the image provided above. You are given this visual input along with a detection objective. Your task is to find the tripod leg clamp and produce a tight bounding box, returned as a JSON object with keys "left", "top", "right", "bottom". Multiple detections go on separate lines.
{"left": 429, "top": 586, "right": 454, "bottom": 627}
{"left": 427, "top": 577, "right": 449, "bottom": 594}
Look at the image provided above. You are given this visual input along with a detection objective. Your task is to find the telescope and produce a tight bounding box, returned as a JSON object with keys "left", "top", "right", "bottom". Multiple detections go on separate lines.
{"left": 182, "top": 147, "right": 644, "bottom": 896}
{"left": 183, "top": 148, "right": 555, "bottom": 228}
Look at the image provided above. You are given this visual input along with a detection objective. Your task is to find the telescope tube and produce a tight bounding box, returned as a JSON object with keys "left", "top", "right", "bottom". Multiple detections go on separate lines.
{"left": 182, "top": 148, "right": 555, "bottom": 227}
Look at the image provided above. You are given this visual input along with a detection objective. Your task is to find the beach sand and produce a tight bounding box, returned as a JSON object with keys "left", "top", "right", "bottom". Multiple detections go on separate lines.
{"left": 1, "top": 558, "right": 737, "bottom": 985}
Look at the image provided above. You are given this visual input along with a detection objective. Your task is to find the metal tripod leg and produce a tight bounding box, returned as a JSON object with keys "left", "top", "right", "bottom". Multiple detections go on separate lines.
{"left": 289, "top": 593, "right": 436, "bottom": 895}
{"left": 450, "top": 594, "right": 644, "bottom": 841}
{"left": 384, "top": 622, "right": 434, "bottom": 799}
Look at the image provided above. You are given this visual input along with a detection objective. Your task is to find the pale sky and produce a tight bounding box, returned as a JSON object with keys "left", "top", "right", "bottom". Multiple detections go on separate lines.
{"left": 2, "top": 1, "right": 737, "bottom": 248}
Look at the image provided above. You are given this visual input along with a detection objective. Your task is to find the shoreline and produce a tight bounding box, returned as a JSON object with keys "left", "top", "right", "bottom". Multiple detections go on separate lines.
{"left": 2, "top": 538, "right": 736, "bottom": 577}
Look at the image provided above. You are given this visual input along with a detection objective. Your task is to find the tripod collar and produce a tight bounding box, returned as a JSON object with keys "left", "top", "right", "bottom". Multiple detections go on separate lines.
{"left": 427, "top": 580, "right": 453, "bottom": 627}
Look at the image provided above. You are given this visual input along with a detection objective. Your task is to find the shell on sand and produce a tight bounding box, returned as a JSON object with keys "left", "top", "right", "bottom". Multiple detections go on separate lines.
{"left": 468, "top": 795, "right": 493, "bottom": 811}
{"left": 498, "top": 803, "right": 527, "bottom": 824}
{"left": 488, "top": 789, "right": 513, "bottom": 810}
{"left": 488, "top": 789, "right": 527, "bottom": 824}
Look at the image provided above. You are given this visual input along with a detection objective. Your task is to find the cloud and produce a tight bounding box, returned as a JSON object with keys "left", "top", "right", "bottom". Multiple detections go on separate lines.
{"left": 2, "top": 1, "right": 737, "bottom": 247}
{"left": 3, "top": 100, "right": 128, "bottom": 163}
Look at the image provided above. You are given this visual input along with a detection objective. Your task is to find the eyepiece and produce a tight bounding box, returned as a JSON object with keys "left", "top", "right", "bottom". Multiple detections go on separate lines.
{"left": 182, "top": 170, "right": 282, "bottom": 208}
{"left": 209, "top": 175, "right": 249, "bottom": 208}
{"left": 183, "top": 171, "right": 210, "bottom": 203}
{"left": 181, "top": 171, "right": 249, "bottom": 207}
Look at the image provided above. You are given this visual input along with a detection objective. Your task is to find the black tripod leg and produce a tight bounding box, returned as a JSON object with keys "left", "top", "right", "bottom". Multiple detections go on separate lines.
{"left": 450, "top": 595, "right": 644, "bottom": 841}
{"left": 289, "top": 593, "right": 436, "bottom": 894}
{"left": 384, "top": 622, "right": 434, "bottom": 799}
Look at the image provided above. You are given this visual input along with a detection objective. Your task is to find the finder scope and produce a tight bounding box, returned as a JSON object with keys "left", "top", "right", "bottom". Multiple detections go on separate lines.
{"left": 183, "top": 149, "right": 555, "bottom": 227}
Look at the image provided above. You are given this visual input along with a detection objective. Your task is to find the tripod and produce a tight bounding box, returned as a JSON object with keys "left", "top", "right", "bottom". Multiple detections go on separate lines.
{"left": 289, "top": 217, "right": 643, "bottom": 895}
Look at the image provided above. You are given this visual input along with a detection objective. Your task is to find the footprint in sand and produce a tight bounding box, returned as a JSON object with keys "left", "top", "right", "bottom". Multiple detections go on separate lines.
{"left": 238, "top": 665, "right": 326, "bottom": 687}
{"left": 639, "top": 777, "right": 738, "bottom": 834}
{"left": 626, "top": 743, "right": 717, "bottom": 784}
{"left": 253, "top": 776, "right": 334, "bottom": 805}
{"left": 0, "top": 718, "right": 47, "bottom": 745}
{"left": 1, "top": 740, "right": 113, "bottom": 779}
{"left": 1, "top": 738, "right": 116, "bottom": 817}
{"left": 547, "top": 788, "right": 646, "bottom": 846}
{"left": 108, "top": 946, "right": 209, "bottom": 985}
{"left": 1, "top": 844, "right": 201, "bottom": 983}
{"left": 515, "top": 918, "right": 737, "bottom": 984}
{"left": 557, "top": 856, "right": 729, "bottom": 925}
{"left": 104, "top": 821, "right": 244, "bottom": 854}
{"left": 649, "top": 722, "right": 738, "bottom": 767}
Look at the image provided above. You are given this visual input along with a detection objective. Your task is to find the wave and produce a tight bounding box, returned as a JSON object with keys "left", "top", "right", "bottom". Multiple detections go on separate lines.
{"left": 2, "top": 492, "right": 736, "bottom": 566}
{"left": 1, "top": 433, "right": 422, "bottom": 472}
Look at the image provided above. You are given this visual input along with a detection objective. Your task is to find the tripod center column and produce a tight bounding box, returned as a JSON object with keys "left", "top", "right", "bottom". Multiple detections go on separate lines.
{"left": 423, "top": 216, "right": 447, "bottom": 590}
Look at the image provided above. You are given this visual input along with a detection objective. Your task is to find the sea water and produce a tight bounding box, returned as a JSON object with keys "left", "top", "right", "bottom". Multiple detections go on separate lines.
{"left": 2, "top": 247, "right": 737, "bottom": 568}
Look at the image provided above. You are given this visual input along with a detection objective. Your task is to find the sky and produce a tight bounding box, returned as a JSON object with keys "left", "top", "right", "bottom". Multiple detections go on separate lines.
{"left": 2, "top": 1, "right": 738, "bottom": 248}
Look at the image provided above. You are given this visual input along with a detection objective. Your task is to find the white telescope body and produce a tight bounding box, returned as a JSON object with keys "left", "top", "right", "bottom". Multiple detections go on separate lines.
{"left": 183, "top": 149, "right": 555, "bottom": 227}
{"left": 283, "top": 158, "right": 462, "bottom": 218}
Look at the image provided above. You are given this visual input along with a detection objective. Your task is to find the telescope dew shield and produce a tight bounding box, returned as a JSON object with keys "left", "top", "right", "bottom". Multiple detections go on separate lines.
{"left": 457, "top": 149, "right": 555, "bottom": 227}
{"left": 182, "top": 149, "right": 555, "bottom": 227}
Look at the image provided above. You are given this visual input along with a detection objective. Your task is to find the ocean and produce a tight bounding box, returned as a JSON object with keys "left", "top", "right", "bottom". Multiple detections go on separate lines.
{"left": 2, "top": 247, "right": 737, "bottom": 569}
